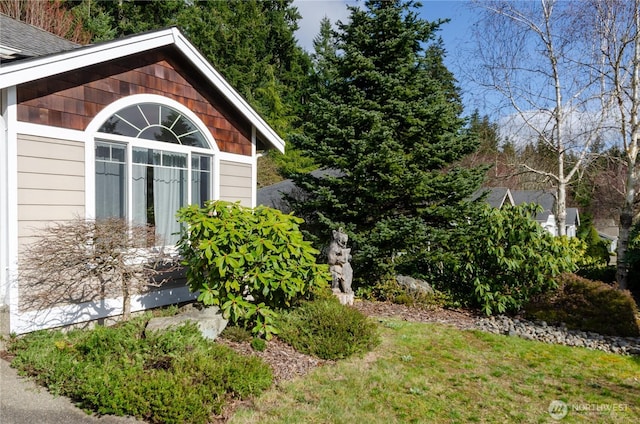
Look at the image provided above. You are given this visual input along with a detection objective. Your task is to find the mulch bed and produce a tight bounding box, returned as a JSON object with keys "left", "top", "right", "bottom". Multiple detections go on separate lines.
{"left": 216, "top": 300, "right": 483, "bottom": 386}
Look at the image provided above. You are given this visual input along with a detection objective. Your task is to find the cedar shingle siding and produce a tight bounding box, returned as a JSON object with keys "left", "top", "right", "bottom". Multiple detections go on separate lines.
{"left": 17, "top": 48, "right": 252, "bottom": 155}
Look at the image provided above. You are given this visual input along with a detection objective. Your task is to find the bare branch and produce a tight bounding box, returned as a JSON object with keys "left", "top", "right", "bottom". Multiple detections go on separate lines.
{"left": 19, "top": 217, "right": 180, "bottom": 321}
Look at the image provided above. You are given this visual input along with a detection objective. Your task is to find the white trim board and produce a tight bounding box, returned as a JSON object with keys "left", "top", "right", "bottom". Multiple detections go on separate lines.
{"left": 12, "top": 285, "right": 198, "bottom": 334}
{"left": 0, "top": 27, "right": 285, "bottom": 153}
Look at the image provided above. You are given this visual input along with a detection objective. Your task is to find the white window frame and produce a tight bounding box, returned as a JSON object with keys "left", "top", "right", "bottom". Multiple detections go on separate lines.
{"left": 87, "top": 95, "right": 218, "bottom": 239}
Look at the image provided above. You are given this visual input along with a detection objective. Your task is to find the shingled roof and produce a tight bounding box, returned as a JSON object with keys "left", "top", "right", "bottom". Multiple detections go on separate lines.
{"left": 0, "top": 13, "right": 79, "bottom": 62}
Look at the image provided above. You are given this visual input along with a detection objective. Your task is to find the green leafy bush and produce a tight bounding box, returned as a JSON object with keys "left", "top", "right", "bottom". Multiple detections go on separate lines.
{"left": 8, "top": 316, "right": 272, "bottom": 423}
{"left": 176, "top": 201, "right": 331, "bottom": 339}
{"left": 525, "top": 273, "right": 640, "bottom": 337}
{"left": 276, "top": 299, "right": 380, "bottom": 360}
{"left": 442, "top": 204, "right": 577, "bottom": 315}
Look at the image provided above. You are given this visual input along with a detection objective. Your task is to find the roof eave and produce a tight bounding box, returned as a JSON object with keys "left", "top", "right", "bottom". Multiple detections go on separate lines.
{"left": 0, "top": 27, "right": 285, "bottom": 153}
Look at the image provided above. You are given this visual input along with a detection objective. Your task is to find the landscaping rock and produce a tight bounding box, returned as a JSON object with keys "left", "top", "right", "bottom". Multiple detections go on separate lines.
{"left": 475, "top": 315, "right": 640, "bottom": 356}
{"left": 396, "top": 275, "right": 434, "bottom": 296}
{"left": 145, "top": 304, "right": 228, "bottom": 340}
{"left": 332, "top": 288, "right": 355, "bottom": 306}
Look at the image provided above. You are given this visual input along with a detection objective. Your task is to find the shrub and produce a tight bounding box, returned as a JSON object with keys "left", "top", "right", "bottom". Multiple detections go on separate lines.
{"left": 525, "top": 273, "right": 640, "bottom": 337}
{"left": 276, "top": 298, "right": 380, "bottom": 360}
{"left": 19, "top": 217, "right": 175, "bottom": 321}
{"left": 176, "top": 201, "right": 331, "bottom": 339}
{"left": 359, "top": 276, "right": 447, "bottom": 309}
{"left": 221, "top": 324, "right": 253, "bottom": 343}
{"left": 8, "top": 315, "right": 273, "bottom": 423}
{"left": 251, "top": 337, "right": 267, "bottom": 352}
{"left": 440, "top": 204, "right": 578, "bottom": 315}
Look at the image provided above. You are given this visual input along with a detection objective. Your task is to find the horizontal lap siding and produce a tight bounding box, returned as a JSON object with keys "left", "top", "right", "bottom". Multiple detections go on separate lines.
{"left": 17, "top": 134, "right": 85, "bottom": 249}
{"left": 219, "top": 161, "right": 252, "bottom": 206}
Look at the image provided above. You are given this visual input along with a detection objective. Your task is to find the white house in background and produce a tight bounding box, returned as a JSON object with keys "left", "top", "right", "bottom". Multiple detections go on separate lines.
{"left": 474, "top": 187, "right": 580, "bottom": 237}
{"left": 0, "top": 15, "right": 284, "bottom": 334}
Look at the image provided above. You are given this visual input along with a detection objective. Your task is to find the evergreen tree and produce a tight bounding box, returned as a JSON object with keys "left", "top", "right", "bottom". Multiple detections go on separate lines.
{"left": 68, "top": 0, "right": 310, "bottom": 138}
{"left": 290, "top": 0, "right": 486, "bottom": 283}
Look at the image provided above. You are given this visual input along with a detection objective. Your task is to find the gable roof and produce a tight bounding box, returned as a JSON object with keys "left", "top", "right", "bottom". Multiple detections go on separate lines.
{"left": 471, "top": 187, "right": 514, "bottom": 208}
{"left": 0, "top": 23, "right": 285, "bottom": 152}
{"left": 566, "top": 208, "right": 580, "bottom": 226}
{"left": 257, "top": 168, "right": 343, "bottom": 211}
{"left": 511, "top": 190, "right": 555, "bottom": 211}
{"left": 0, "top": 13, "right": 79, "bottom": 61}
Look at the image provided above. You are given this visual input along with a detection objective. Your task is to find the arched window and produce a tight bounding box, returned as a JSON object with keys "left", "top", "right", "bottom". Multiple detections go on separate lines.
{"left": 98, "top": 103, "right": 209, "bottom": 148}
{"left": 95, "top": 102, "right": 213, "bottom": 245}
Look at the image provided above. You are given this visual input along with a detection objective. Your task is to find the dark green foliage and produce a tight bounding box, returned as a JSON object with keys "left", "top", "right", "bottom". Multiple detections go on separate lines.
{"left": 577, "top": 265, "right": 617, "bottom": 285}
{"left": 8, "top": 316, "right": 272, "bottom": 423}
{"left": 436, "top": 204, "right": 578, "bottom": 315}
{"left": 577, "top": 219, "right": 611, "bottom": 266}
{"left": 220, "top": 324, "right": 253, "bottom": 343}
{"left": 251, "top": 337, "right": 267, "bottom": 352}
{"left": 176, "top": 201, "right": 331, "bottom": 339}
{"left": 623, "top": 222, "right": 640, "bottom": 292}
{"left": 289, "top": 0, "right": 486, "bottom": 283}
{"left": 525, "top": 274, "right": 640, "bottom": 337}
{"left": 277, "top": 299, "right": 380, "bottom": 360}
{"left": 69, "top": 0, "right": 311, "bottom": 139}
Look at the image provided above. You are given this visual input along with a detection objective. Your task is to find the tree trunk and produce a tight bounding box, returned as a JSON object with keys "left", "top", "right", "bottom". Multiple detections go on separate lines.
{"left": 122, "top": 280, "right": 131, "bottom": 321}
{"left": 617, "top": 204, "right": 633, "bottom": 290}
{"left": 616, "top": 0, "right": 640, "bottom": 291}
{"left": 556, "top": 182, "right": 567, "bottom": 237}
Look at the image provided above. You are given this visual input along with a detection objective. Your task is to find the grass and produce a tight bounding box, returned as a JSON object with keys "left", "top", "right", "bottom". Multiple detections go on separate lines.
{"left": 230, "top": 319, "right": 640, "bottom": 424}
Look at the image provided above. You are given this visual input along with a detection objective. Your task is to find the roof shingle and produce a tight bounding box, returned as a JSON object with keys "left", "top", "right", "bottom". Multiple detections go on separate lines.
{"left": 0, "top": 13, "right": 79, "bottom": 62}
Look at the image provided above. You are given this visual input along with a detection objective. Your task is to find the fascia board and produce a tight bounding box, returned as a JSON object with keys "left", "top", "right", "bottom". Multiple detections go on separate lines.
{"left": 0, "top": 27, "right": 285, "bottom": 153}
{"left": 171, "top": 30, "right": 285, "bottom": 153}
{"left": 0, "top": 30, "right": 176, "bottom": 89}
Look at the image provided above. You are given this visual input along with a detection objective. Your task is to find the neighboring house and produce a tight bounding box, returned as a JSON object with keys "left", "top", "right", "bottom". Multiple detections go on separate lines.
{"left": 474, "top": 187, "right": 580, "bottom": 237}
{"left": 470, "top": 186, "right": 513, "bottom": 209}
{"left": 256, "top": 168, "right": 342, "bottom": 211}
{"left": 594, "top": 218, "right": 619, "bottom": 253}
{"left": 0, "top": 15, "right": 284, "bottom": 334}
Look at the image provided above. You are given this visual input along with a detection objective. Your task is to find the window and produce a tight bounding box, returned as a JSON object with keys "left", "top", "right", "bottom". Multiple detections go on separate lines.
{"left": 95, "top": 142, "right": 126, "bottom": 219}
{"left": 98, "top": 103, "right": 208, "bottom": 147}
{"left": 96, "top": 103, "right": 213, "bottom": 245}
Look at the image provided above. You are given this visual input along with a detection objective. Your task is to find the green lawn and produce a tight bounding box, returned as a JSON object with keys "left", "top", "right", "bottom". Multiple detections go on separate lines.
{"left": 231, "top": 319, "right": 640, "bottom": 423}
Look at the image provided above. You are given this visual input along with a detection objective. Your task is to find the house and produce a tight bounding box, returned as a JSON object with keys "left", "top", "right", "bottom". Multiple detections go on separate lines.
{"left": 474, "top": 187, "right": 580, "bottom": 237}
{"left": 594, "top": 218, "right": 619, "bottom": 253}
{"left": 256, "top": 168, "right": 343, "bottom": 211}
{"left": 0, "top": 15, "right": 284, "bottom": 334}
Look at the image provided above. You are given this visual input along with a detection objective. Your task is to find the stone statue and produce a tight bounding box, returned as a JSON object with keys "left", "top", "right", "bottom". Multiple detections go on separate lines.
{"left": 327, "top": 229, "right": 353, "bottom": 294}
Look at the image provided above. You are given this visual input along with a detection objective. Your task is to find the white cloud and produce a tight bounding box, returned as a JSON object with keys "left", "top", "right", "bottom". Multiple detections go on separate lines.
{"left": 498, "top": 109, "right": 620, "bottom": 151}
{"left": 293, "top": 0, "right": 357, "bottom": 52}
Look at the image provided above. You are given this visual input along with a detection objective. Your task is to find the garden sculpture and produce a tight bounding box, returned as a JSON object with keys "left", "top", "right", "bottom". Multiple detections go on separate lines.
{"left": 327, "top": 229, "right": 353, "bottom": 294}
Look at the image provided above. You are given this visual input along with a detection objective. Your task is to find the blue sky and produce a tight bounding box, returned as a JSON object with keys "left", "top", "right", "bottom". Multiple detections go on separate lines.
{"left": 293, "top": 0, "right": 484, "bottom": 113}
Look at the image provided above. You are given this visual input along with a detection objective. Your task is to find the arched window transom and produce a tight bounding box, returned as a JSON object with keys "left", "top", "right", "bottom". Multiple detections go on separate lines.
{"left": 98, "top": 103, "right": 209, "bottom": 148}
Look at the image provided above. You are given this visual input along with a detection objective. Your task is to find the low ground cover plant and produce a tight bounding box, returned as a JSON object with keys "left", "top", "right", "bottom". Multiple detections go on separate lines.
{"left": 276, "top": 298, "right": 380, "bottom": 360}
{"left": 177, "top": 201, "right": 331, "bottom": 339}
{"left": 525, "top": 273, "right": 640, "bottom": 337}
{"left": 8, "top": 314, "right": 272, "bottom": 424}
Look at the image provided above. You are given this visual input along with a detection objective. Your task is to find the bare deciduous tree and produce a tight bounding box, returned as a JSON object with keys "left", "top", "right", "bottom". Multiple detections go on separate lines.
{"left": 20, "top": 218, "right": 178, "bottom": 321}
{"left": 0, "top": 0, "right": 91, "bottom": 44}
{"left": 580, "top": 0, "right": 640, "bottom": 289}
{"left": 470, "top": 0, "right": 606, "bottom": 237}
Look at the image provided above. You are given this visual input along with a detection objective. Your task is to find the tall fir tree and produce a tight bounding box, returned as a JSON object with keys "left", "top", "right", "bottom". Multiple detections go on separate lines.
{"left": 290, "top": 0, "right": 486, "bottom": 283}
